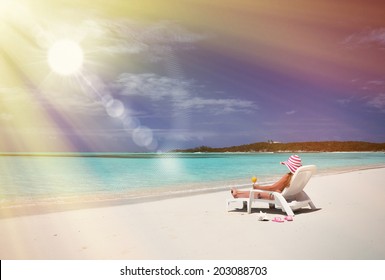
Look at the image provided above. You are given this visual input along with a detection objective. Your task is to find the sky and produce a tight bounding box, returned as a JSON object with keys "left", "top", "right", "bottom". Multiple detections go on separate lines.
{"left": 1, "top": 0, "right": 385, "bottom": 152}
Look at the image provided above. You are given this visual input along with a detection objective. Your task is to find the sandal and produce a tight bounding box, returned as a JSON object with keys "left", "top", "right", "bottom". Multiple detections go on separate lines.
{"left": 284, "top": 215, "right": 294, "bottom": 221}
{"left": 272, "top": 216, "right": 284, "bottom": 223}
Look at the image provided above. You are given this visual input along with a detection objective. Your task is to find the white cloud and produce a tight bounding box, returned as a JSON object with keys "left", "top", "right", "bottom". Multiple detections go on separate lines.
{"left": 83, "top": 19, "right": 208, "bottom": 56}
{"left": 177, "top": 97, "right": 255, "bottom": 115}
{"left": 285, "top": 110, "right": 296, "bottom": 115}
{"left": 114, "top": 72, "right": 256, "bottom": 115}
{"left": 366, "top": 93, "right": 385, "bottom": 112}
{"left": 343, "top": 28, "right": 385, "bottom": 48}
{"left": 154, "top": 128, "right": 216, "bottom": 142}
{"left": 139, "top": 21, "right": 208, "bottom": 44}
{"left": 115, "top": 73, "right": 191, "bottom": 100}
{"left": 367, "top": 80, "right": 385, "bottom": 85}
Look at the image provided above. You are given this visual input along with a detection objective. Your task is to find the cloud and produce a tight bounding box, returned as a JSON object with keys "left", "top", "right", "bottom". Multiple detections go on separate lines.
{"left": 343, "top": 28, "right": 385, "bottom": 48}
{"left": 154, "top": 128, "right": 216, "bottom": 142}
{"left": 115, "top": 73, "right": 191, "bottom": 100}
{"left": 366, "top": 93, "right": 385, "bottom": 112}
{"left": 285, "top": 110, "right": 296, "bottom": 115}
{"left": 177, "top": 97, "right": 255, "bottom": 115}
{"left": 114, "top": 72, "right": 256, "bottom": 115}
{"left": 137, "top": 21, "right": 208, "bottom": 44}
{"left": 83, "top": 19, "right": 208, "bottom": 57}
{"left": 367, "top": 80, "right": 385, "bottom": 86}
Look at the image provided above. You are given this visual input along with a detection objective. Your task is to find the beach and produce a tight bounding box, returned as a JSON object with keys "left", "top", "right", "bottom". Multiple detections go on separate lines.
{"left": 1, "top": 167, "right": 385, "bottom": 260}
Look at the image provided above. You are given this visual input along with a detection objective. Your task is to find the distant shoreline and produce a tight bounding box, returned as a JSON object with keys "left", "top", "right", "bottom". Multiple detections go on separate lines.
{"left": 172, "top": 141, "right": 385, "bottom": 153}
{"left": 1, "top": 141, "right": 385, "bottom": 156}
{"left": 0, "top": 150, "right": 384, "bottom": 159}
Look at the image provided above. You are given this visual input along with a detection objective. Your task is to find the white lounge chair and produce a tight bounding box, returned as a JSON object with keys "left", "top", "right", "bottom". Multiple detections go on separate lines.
{"left": 226, "top": 165, "right": 317, "bottom": 216}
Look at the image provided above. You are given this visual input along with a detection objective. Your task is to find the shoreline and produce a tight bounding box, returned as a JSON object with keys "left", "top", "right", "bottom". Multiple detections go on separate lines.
{"left": 1, "top": 166, "right": 385, "bottom": 259}
{"left": 1, "top": 150, "right": 384, "bottom": 157}
{"left": 1, "top": 163, "right": 385, "bottom": 220}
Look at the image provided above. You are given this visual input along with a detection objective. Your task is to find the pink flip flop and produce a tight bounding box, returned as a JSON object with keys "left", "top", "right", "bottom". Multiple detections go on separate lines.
{"left": 272, "top": 217, "right": 284, "bottom": 223}
{"left": 285, "top": 215, "right": 294, "bottom": 221}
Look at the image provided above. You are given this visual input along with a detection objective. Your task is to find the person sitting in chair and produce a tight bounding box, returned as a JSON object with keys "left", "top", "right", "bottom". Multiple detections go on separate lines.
{"left": 231, "top": 155, "right": 302, "bottom": 200}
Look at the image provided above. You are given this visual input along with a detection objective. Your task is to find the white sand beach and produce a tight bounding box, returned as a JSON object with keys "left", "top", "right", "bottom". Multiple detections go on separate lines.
{"left": 1, "top": 167, "right": 385, "bottom": 260}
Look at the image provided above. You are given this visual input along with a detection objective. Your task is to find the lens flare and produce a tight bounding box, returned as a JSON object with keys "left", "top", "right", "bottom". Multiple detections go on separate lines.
{"left": 133, "top": 126, "right": 154, "bottom": 148}
{"left": 105, "top": 99, "right": 125, "bottom": 118}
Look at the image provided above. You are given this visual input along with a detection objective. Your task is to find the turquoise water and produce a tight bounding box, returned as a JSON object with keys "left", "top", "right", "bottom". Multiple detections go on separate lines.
{"left": 1, "top": 152, "right": 384, "bottom": 206}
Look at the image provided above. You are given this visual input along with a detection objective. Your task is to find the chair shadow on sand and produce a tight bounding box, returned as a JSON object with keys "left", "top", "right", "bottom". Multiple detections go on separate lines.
{"left": 228, "top": 202, "right": 321, "bottom": 216}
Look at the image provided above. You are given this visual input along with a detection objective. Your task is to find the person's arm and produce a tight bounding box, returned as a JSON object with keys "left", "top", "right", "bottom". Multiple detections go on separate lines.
{"left": 253, "top": 174, "right": 290, "bottom": 192}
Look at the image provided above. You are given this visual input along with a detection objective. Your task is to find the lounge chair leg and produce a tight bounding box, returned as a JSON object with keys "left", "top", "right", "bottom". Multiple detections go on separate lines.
{"left": 242, "top": 201, "right": 248, "bottom": 210}
{"left": 273, "top": 193, "right": 295, "bottom": 216}
{"left": 309, "top": 201, "right": 316, "bottom": 210}
{"left": 226, "top": 200, "right": 232, "bottom": 211}
{"left": 247, "top": 202, "right": 251, "bottom": 214}
{"left": 285, "top": 208, "right": 295, "bottom": 217}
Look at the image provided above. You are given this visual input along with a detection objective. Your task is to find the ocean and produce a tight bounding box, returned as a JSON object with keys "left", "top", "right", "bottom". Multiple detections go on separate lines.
{"left": 1, "top": 152, "right": 384, "bottom": 208}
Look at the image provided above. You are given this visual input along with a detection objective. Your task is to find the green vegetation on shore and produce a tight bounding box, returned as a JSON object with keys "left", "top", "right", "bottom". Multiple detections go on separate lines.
{"left": 172, "top": 141, "right": 385, "bottom": 153}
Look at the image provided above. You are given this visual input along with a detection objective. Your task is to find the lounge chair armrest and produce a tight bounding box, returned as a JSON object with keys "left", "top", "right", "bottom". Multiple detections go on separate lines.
{"left": 250, "top": 181, "right": 275, "bottom": 190}
{"left": 249, "top": 189, "right": 271, "bottom": 194}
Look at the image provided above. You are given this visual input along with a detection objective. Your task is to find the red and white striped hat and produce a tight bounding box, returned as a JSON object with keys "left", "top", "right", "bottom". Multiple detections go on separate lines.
{"left": 281, "top": 155, "right": 302, "bottom": 174}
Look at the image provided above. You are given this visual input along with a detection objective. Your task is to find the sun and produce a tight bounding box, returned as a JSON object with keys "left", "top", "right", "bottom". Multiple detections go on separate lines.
{"left": 48, "top": 40, "right": 84, "bottom": 75}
